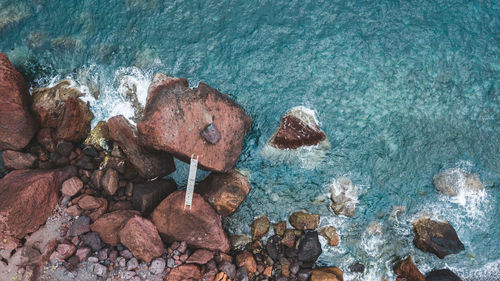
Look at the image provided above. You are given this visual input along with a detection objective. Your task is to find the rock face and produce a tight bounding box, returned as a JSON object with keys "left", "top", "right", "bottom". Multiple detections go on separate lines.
{"left": 108, "top": 115, "right": 175, "bottom": 179}
{"left": 425, "top": 269, "right": 462, "bottom": 281}
{"left": 310, "top": 267, "right": 343, "bottom": 281}
{"left": 269, "top": 107, "right": 326, "bottom": 150}
{"left": 137, "top": 74, "right": 252, "bottom": 172}
{"left": 54, "top": 97, "right": 94, "bottom": 143}
{"left": 118, "top": 215, "right": 164, "bottom": 263}
{"left": 132, "top": 179, "right": 177, "bottom": 216}
{"left": 433, "top": 168, "right": 483, "bottom": 196}
{"left": 330, "top": 176, "right": 358, "bottom": 217}
{"left": 1, "top": 150, "right": 37, "bottom": 170}
{"left": 0, "top": 168, "right": 74, "bottom": 240}
{"left": 90, "top": 210, "right": 140, "bottom": 246}
{"left": 150, "top": 191, "right": 230, "bottom": 253}
{"left": 413, "top": 218, "right": 465, "bottom": 259}
{"left": 0, "top": 52, "right": 39, "bottom": 150}
{"left": 196, "top": 170, "right": 251, "bottom": 217}
{"left": 393, "top": 256, "right": 425, "bottom": 281}
{"left": 289, "top": 211, "right": 320, "bottom": 231}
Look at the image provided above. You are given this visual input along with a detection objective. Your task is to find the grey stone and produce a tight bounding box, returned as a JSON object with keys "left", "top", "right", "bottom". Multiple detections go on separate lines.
{"left": 122, "top": 270, "right": 136, "bottom": 279}
{"left": 88, "top": 257, "right": 99, "bottom": 263}
{"left": 92, "top": 263, "right": 108, "bottom": 277}
{"left": 69, "top": 216, "right": 91, "bottom": 236}
{"left": 120, "top": 249, "right": 133, "bottom": 259}
{"left": 149, "top": 258, "right": 166, "bottom": 274}
{"left": 167, "top": 258, "right": 175, "bottom": 268}
{"left": 82, "top": 232, "right": 103, "bottom": 251}
{"left": 200, "top": 123, "right": 221, "bottom": 145}
{"left": 127, "top": 257, "right": 139, "bottom": 270}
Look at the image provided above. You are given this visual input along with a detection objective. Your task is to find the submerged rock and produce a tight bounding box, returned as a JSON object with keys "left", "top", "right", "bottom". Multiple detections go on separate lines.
{"left": 425, "top": 269, "right": 462, "bottom": 281}
{"left": 413, "top": 218, "right": 465, "bottom": 259}
{"left": 137, "top": 73, "right": 252, "bottom": 172}
{"left": 118, "top": 215, "right": 163, "bottom": 263}
{"left": 433, "top": 168, "right": 483, "bottom": 196}
{"left": 108, "top": 115, "right": 175, "bottom": 179}
{"left": 0, "top": 52, "right": 39, "bottom": 151}
{"left": 393, "top": 256, "right": 425, "bottom": 281}
{"left": 196, "top": 170, "right": 251, "bottom": 217}
{"left": 269, "top": 107, "right": 327, "bottom": 150}
{"left": 289, "top": 211, "right": 320, "bottom": 231}
{"left": 330, "top": 176, "right": 358, "bottom": 217}
{"left": 91, "top": 210, "right": 140, "bottom": 246}
{"left": 151, "top": 191, "right": 230, "bottom": 252}
{"left": 310, "top": 267, "right": 343, "bottom": 281}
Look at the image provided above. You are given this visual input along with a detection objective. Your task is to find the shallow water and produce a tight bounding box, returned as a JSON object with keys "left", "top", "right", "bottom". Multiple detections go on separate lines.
{"left": 1, "top": 0, "right": 499, "bottom": 279}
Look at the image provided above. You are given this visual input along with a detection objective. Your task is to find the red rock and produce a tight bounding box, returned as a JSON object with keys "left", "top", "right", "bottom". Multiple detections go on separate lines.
{"left": 101, "top": 168, "right": 119, "bottom": 195}
{"left": 151, "top": 191, "right": 230, "bottom": 253}
{"left": 78, "top": 195, "right": 102, "bottom": 210}
{"left": 236, "top": 251, "right": 257, "bottom": 273}
{"left": 88, "top": 198, "right": 108, "bottom": 222}
{"left": 0, "top": 52, "right": 39, "bottom": 151}
{"left": 0, "top": 168, "right": 74, "bottom": 240}
{"left": 118, "top": 215, "right": 163, "bottom": 263}
{"left": 91, "top": 169, "right": 103, "bottom": 189}
{"left": 90, "top": 210, "right": 140, "bottom": 246}
{"left": 56, "top": 242, "right": 77, "bottom": 260}
{"left": 269, "top": 107, "right": 327, "bottom": 149}
{"left": 393, "top": 256, "right": 425, "bottom": 281}
{"left": 165, "top": 264, "right": 202, "bottom": 281}
{"left": 109, "top": 200, "right": 133, "bottom": 212}
{"left": 196, "top": 170, "right": 251, "bottom": 217}
{"left": 36, "top": 128, "right": 56, "bottom": 152}
{"left": 75, "top": 247, "right": 91, "bottom": 262}
{"left": 61, "top": 176, "right": 83, "bottom": 196}
{"left": 137, "top": 74, "right": 252, "bottom": 172}
{"left": 1, "top": 150, "right": 37, "bottom": 170}
{"left": 186, "top": 249, "right": 214, "bottom": 264}
{"left": 65, "top": 205, "right": 82, "bottom": 217}
{"left": 132, "top": 179, "right": 177, "bottom": 216}
{"left": 55, "top": 97, "right": 94, "bottom": 143}
{"left": 108, "top": 115, "right": 175, "bottom": 179}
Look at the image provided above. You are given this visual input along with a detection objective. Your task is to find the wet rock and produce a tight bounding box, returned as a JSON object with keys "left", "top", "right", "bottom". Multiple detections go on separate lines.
{"left": 118, "top": 215, "right": 164, "bottom": 263}
{"left": 266, "top": 235, "right": 284, "bottom": 261}
{"left": 165, "top": 264, "right": 202, "bottom": 281}
{"left": 82, "top": 232, "right": 103, "bottom": 251}
{"left": 297, "top": 232, "right": 322, "bottom": 264}
{"left": 282, "top": 229, "right": 296, "bottom": 248}
{"left": 425, "top": 269, "right": 462, "bottom": 281}
{"left": 151, "top": 191, "right": 230, "bottom": 252}
{"left": 78, "top": 195, "right": 103, "bottom": 210}
{"left": 433, "top": 168, "right": 484, "bottom": 196}
{"left": 90, "top": 210, "right": 140, "bottom": 245}
{"left": 394, "top": 256, "right": 425, "bottom": 281}
{"left": 251, "top": 215, "right": 270, "bottom": 240}
{"left": 137, "top": 73, "right": 252, "bottom": 172}
{"left": 289, "top": 211, "right": 320, "bottom": 231}
{"left": 69, "top": 215, "right": 91, "bottom": 236}
{"left": 0, "top": 52, "right": 39, "bottom": 151}
{"left": 84, "top": 121, "right": 110, "bottom": 151}
{"left": 349, "top": 262, "right": 365, "bottom": 273}
{"left": 54, "top": 97, "right": 93, "bottom": 143}
{"left": 236, "top": 251, "right": 257, "bottom": 273}
{"left": 310, "top": 267, "right": 343, "bottom": 281}
{"left": 186, "top": 249, "right": 214, "bottom": 264}
{"left": 132, "top": 179, "right": 177, "bottom": 216}
{"left": 319, "top": 226, "right": 340, "bottom": 246}
{"left": 273, "top": 221, "right": 287, "bottom": 237}
{"left": 61, "top": 176, "right": 83, "bottom": 196}
{"left": 55, "top": 242, "right": 77, "bottom": 260}
{"left": 269, "top": 107, "right": 326, "bottom": 150}
{"left": 102, "top": 168, "right": 119, "bottom": 195}
{"left": 196, "top": 170, "right": 251, "bottom": 217}
{"left": 413, "top": 218, "right": 464, "bottom": 259}
{"left": 330, "top": 176, "right": 358, "bottom": 217}
{"left": 229, "top": 235, "right": 252, "bottom": 251}
{"left": 75, "top": 247, "right": 91, "bottom": 262}
{"left": 108, "top": 115, "right": 175, "bottom": 179}
{"left": 1, "top": 150, "right": 37, "bottom": 170}
{"left": 150, "top": 258, "right": 166, "bottom": 274}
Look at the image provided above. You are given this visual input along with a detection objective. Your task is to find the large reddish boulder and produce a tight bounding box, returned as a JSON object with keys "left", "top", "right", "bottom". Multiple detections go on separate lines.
{"left": 90, "top": 210, "right": 140, "bottom": 246}
{"left": 0, "top": 167, "right": 76, "bottom": 241}
{"left": 150, "top": 191, "right": 230, "bottom": 253}
{"left": 55, "top": 97, "right": 94, "bottom": 143}
{"left": 108, "top": 115, "right": 175, "bottom": 179}
{"left": 269, "top": 107, "right": 327, "bottom": 149}
{"left": 393, "top": 256, "right": 425, "bottom": 281}
{"left": 118, "top": 215, "right": 163, "bottom": 263}
{"left": 137, "top": 74, "right": 252, "bottom": 172}
{"left": 196, "top": 170, "right": 251, "bottom": 217}
{"left": 1, "top": 150, "right": 37, "bottom": 170}
{"left": 0, "top": 52, "right": 39, "bottom": 151}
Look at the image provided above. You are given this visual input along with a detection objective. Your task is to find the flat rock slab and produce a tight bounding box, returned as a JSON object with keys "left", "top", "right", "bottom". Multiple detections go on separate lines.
{"left": 137, "top": 74, "right": 252, "bottom": 172}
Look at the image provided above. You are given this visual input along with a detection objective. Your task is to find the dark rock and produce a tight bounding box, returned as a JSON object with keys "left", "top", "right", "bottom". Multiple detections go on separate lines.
{"left": 69, "top": 216, "right": 91, "bottom": 236}
{"left": 349, "top": 262, "right": 365, "bottom": 273}
{"left": 55, "top": 97, "right": 94, "bottom": 143}
{"left": 90, "top": 210, "right": 140, "bottom": 245}
{"left": 200, "top": 123, "right": 221, "bottom": 144}
{"left": 37, "top": 128, "right": 56, "bottom": 152}
{"left": 266, "top": 235, "right": 283, "bottom": 261}
{"left": 56, "top": 140, "right": 73, "bottom": 157}
{"left": 235, "top": 251, "right": 256, "bottom": 274}
{"left": 393, "top": 256, "right": 425, "bottom": 281}
{"left": 108, "top": 115, "right": 175, "bottom": 179}
{"left": 237, "top": 267, "right": 249, "bottom": 281}
{"left": 118, "top": 215, "right": 164, "bottom": 263}
{"left": 132, "top": 179, "right": 177, "bottom": 216}
{"left": 82, "top": 232, "right": 103, "bottom": 251}
{"left": 82, "top": 146, "right": 99, "bottom": 158}
{"left": 150, "top": 191, "right": 230, "bottom": 253}
{"left": 413, "top": 218, "right": 465, "bottom": 259}
{"left": 75, "top": 155, "right": 94, "bottom": 170}
{"left": 218, "top": 261, "right": 236, "bottom": 279}
{"left": 0, "top": 52, "right": 39, "bottom": 151}
{"left": 196, "top": 170, "right": 251, "bottom": 217}
{"left": 137, "top": 73, "right": 252, "bottom": 172}
{"left": 1, "top": 150, "right": 37, "bottom": 170}
{"left": 297, "top": 232, "right": 322, "bottom": 264}
{"left": 425, "top": 269, "right": 462, "bottom": 281}
{"left": 297, "top": 269, "right": 312, "bottom": 281}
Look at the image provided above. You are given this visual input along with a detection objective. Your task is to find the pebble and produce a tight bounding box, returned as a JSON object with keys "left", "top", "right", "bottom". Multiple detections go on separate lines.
{"left": 98, "top": 248, "right": 109, "bottom": 261}
{"left": 92, "top": 263, "right": 108, "bottom": 277}
{"left": 122, "top": 270, "right": 136, "bottom": 279}
{"left": 167, "top": 258, "right": 175, "bottom": 268}
{"left": 69, "top": 216, "right": 90, "bottom": 236}
{"left": 118, "top": 257, "right": 127, "bottom": 268}
{"left": 120, "top": 249, "right": 133, "bottom": 259}
{"left": 109, "top": 250, "right": 118, "bottom": 262}
{"left": 149, "top": 258, "right": 166, "bottom": 274}
{"left": 88, "top": 256, "right": 99, "bottom": 263}
{"left": 177, "top": 241, "right": 187, "bottom": 253}
{"left": 127, "top": 257, "right": 139, "bottom": 270}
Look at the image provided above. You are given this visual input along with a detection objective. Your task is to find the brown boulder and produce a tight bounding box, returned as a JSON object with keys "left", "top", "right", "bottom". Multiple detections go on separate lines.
{"left": 413, "top": 218, "right": 465, "bottom": 259}
{"left": 0, "top": 52, "right": 38, "bottom": 151}
{"left": 108, "top": 115, "right": 175, "bottom": 179}
{"left": 319, "top": 226, "right": 340, "bottom": 247}
{"left": 196, "top": 170, "right": 251, "bottom": 217}
{"left": 269, "top": 107, "right": 326, "bottom": 149}
{"left": 132, "top": 179, "right": 177, "bottom": 216}
{"left": 393, "top": 256, "right": 425, "bottom": 281}
{"left": 118, "top": 215, "right": 163, "bottom": 263}
{"left": 165, "top": 264, "right": 202, "bottom": 281}
{"left": 150, "top": 191, "right": 230, "bottom": 253}
{"left": 289, "top": 211, "right": 320, "bottom": 231}
{"left": 310, "top": 267, "right": 343, "bottom": 281}
{"left": 55, "top": 97, "right": 94, "bottom": 143}
{"left": 90, "top": 210, "right": 140, "bottom": 246}
{"left": 1, "top": 150, "right": 37, "bottom": 170}
{"left": 137, "top": 74, "right": 252, "bottom": 172}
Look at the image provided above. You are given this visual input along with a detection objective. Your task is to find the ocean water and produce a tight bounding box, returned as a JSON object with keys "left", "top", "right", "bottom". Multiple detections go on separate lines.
{"left": 1, "top": 0, "right": 499, "bottom": 279}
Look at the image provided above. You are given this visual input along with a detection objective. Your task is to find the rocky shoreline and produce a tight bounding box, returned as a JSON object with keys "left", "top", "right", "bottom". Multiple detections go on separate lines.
{"left": 0, "top": 52, "right": 471, "bottom": 281}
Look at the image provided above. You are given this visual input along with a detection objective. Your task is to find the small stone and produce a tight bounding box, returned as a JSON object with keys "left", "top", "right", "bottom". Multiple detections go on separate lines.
{"left": 330, "top": 176, "right": 358, "bottom": 217}
{"left": 178, "top": 241, "right": 187, "bottom": 253}
{"left": 56, "top": 141, "right": 73, "bottom": 157}
{"left": 310, "top": 267, "right": 343, "bottom": 281}
{"left": 127, "top": 257, "right": 139, "bottom": 270}
{"left": 62, "top": 177, "right": 84, "bottom": 197}
{"left": 251, "top": 215, "right": 270, "bottom": 240}
{"left": 92, "top": 263, "right": 108, "bottom": 277}
{"left": 289, "top": 211, "right": 320, "bottom": 231}
{"left": 150, "top": 258, "right": 166, "bottom": 274}
{"left": 235, "top": 251, "right": 257, "bottom": 273}
{"left": 297, "top": 232, "right": 322, "bottom": 264}
{"left": 88, "top": 256, "right": 99, "bottom": 263}
{"left": 98, "top": 248, "right": 109, "bottom": 261}
{"left": 118, "top": 257, "right": 127, "bottom": 268}
{"left": 282, "top": 229, "right": 296, "bottom": 248}
{"left": 186, "top": 249, "right": 214, "bottom": 264}
{"left": 425, "top": 269, "right": 462, "bottom": 281}
{"left": 393, "top": 256, "right": 424, "bottom": 281}
{"left": 266, "top": 235, "right": 283, "bottom": 261}
{"left": 65, "top": 205, "right": 82, "bottom": 217}
{"left": 78, "top": 195, "right": 102, "bottom": 210}
{"left": 167, "top": 258, "right": 175, "bottom": 268}
{"left": 413, "top": 218, "right": 464, "bottom": 259}
{"left": 82, "top": 232, "right": 103, "bottom": 251}
{"left": 200, "top": 123, "right": 221, "bottom": 145}
{"left": 122, "top": 271, "right": 136, "bottom": 279}
{"left": 109, "top": 250, "right": 118, "bottom": 261}
{"left": 56, "top": 243, "right": 77, "bottom": 260}
{"left": 349, "top": 262, "right": 365, "bottom": 273}
{"left": 120, "top": 249, "right": 133, "bottom": 259}
{"left": 219, "top": 261, "right": 237, "bottom": 279}
{"left": 75, "top": 247, "right": 91, "bottom": 262}
{"left": 102, "top": 168, "right": 119, "bottom": 195}
{"left": 273, "top": 221, "right": 287, "bottom": 236}
{"left": 69, "top": 216, "right": 91, "bottom": 236}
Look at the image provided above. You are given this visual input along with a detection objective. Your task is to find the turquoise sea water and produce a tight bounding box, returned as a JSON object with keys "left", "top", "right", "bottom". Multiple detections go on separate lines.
{"left": 1, "top": 0, "right": 499, "bottom": 279}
